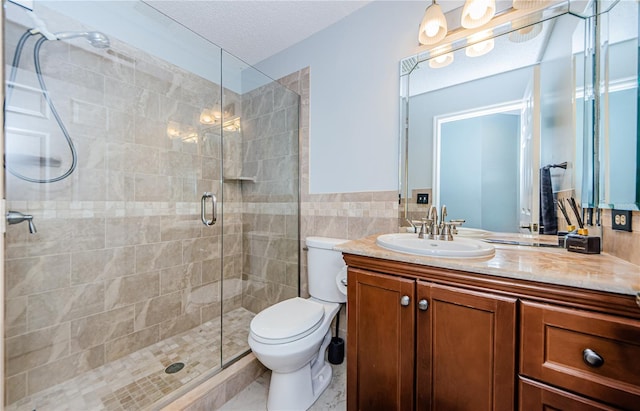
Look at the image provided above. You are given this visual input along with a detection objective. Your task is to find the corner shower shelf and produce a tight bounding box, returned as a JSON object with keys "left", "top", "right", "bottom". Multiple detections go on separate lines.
{"left": 223, "top": 176, "right": 256, "bottom": 183}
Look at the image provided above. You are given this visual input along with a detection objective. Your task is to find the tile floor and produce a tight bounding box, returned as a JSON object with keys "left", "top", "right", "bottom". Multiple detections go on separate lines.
{"left": 7, "top": 308, "right": 255, "bottom": 411}
{"left": 219, "top": 358, "right": 346, "bottom": 411}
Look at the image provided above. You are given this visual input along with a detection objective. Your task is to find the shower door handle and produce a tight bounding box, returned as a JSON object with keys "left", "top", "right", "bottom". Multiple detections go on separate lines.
{"left": 201, "top": 192, "right": 217, "bottom": 226}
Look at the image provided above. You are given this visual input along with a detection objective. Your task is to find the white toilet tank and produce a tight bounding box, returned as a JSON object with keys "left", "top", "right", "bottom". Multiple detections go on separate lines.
{"left": 306, "top": 236, "right": 348, "bottom": 303}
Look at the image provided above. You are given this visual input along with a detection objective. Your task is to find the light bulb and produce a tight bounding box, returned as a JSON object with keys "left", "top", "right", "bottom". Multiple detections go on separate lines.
{"left": 468, "top": 1, "right": 487, "bottom": 20}
{"left": 424, "top": 20, "right": 440, "bottom": 37}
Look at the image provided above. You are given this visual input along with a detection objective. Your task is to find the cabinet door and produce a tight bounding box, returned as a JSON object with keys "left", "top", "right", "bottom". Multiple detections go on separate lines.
{"left": 519, "top": 377, "right": 621, "bottom": 410}
{"left": 416, "top": 281, "right": 517, "bottom": 411}
{"left": 347, "top": 268, "right": 415, "bottom": 411}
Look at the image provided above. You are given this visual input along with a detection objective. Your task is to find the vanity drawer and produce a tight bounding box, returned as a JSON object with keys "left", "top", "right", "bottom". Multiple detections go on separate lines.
{"left": 520, "top": 301, "right": 640, "bottom": 411}
{"left": 519, "top": 377, "right": 621, "bottom": 410}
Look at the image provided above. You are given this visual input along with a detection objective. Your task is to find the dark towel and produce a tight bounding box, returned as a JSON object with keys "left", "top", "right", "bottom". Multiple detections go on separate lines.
{"left": 539, "top": 166, "right": 557, "bottom": 234}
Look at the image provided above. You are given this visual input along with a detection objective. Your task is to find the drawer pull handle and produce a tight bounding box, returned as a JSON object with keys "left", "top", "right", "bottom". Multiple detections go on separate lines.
{"left": 583, "top": 348, "right": 604, "bottom": 368}
{"left": 400, "top": 295, "right": 410, "bottom": 306}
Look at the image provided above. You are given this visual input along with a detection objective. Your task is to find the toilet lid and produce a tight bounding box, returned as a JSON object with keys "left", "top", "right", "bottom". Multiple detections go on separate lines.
{"left": 250, "top": 297, "right": 325, "bottom": 344}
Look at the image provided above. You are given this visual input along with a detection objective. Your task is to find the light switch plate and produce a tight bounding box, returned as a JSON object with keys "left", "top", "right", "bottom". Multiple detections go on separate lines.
{"left": 612, "top": 209, "right": 632, "bottom": 232}
{"left": 417, "top": 193, "right": 429, "bottom": 204}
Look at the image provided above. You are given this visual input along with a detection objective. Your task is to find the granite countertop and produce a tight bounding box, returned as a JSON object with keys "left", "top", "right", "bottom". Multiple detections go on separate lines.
{"left": 334, "top": 233, "right": 640, "bottom": 296}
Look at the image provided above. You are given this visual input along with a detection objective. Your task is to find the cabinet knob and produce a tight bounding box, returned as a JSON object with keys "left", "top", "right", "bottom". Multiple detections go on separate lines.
{"left": 418, "top": 299, "right": 429, "bottom": 311}
{"left": 400, "top": 295, "right": 410, "bottom": 306}
{"left": 583, "top": 348, "right": 604, "bottom": 368}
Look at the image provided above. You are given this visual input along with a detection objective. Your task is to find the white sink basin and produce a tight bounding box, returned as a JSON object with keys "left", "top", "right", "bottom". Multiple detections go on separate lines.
{"left": 376, "top": 233, "right": 495, "bottom": 258}
{"left": 454, "top": 227, "right": 493, "bottom": 238}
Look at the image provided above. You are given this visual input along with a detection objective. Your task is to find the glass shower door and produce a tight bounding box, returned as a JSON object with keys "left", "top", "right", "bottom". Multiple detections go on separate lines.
{"left": 3, "top": 1, "right": 228, "bottom": 409}
{"left": 220, "top": 51, "right": 300, "bottom": 366}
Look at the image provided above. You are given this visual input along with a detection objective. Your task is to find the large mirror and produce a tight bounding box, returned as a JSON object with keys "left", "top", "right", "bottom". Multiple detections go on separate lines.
{"left": 400, "top": 0, "right": 638, "bottom": 235}
{"left": 597, "top": 0, "right": 639, "bottom": 210}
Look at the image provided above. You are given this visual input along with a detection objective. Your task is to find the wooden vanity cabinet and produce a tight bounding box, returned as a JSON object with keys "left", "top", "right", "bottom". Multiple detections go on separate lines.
{"left": 416, "top": 281, "right": 517, "bottom": 410}
{"left": 347, "top": 267, "right": 517, "bottom": 411}
{"left": 346, "top": 268, "right": 416, "bottom": 411}
{"left": 344, "top": 253, "right": 640, "bottom": 411}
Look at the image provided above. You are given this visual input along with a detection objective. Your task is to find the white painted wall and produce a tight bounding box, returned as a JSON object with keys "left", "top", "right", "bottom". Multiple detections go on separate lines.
{"left": 255, "top": 1, "right": 431, "bottom": 194}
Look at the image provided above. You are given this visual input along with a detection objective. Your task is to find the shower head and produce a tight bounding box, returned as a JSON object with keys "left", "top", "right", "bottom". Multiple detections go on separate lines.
{"left": 54, "top": 31, "right": 110, "bottom": 48}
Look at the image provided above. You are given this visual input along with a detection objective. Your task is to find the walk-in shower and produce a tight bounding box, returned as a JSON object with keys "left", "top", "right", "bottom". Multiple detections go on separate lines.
{"left": 3, "top": 1, "right": 300, "bottom": 409}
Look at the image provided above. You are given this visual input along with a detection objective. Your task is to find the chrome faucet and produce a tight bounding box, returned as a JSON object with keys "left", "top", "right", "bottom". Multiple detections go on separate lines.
{"left": 437, "top": 205, "right": 447, "bottom": 240}
{"left": 428, "top": 205, "right": 438, "bottom": 239}
{"left": 441, "top": 205, "right": 447, "bottom": 225}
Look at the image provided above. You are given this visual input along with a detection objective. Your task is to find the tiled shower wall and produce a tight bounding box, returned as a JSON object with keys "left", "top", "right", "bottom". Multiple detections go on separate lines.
{"left": 239, "top": 71, "right": 300, "bottom": 314}
{"left": 3, "top": 19, "right": 241, "bottom": 404}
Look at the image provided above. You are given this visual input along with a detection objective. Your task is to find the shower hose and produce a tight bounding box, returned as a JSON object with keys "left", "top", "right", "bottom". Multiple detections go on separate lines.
{"left": 6, "top": 29, "right": 78, "bottom": 183}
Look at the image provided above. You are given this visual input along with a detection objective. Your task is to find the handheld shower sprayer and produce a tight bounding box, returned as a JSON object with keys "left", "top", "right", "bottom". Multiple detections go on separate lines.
{"left": 6, "top": 25, "right": 111, "bottom": 184}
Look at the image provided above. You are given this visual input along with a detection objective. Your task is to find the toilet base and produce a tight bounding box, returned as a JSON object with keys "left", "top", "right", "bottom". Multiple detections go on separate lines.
{"left": 267, "top": 362, "right": 332, "bottom": 411}
{"left": 266, "top": 331, "right": 334, "bottom": 411}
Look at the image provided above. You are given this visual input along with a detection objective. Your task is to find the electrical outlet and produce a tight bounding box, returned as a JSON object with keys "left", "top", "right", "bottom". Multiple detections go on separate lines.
{"left": 417, "top": 193, "right": 429, "bottom": 204}
{"left": 612, "top": 209, "right": 632, "bottom": 232}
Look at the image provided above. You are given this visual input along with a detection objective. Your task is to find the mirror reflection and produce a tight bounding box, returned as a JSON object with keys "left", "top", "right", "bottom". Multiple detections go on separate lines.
{"left": 401, "top": 2, "right": 590, "bottom": 234}
{"left": 598, "top": 0, "right": 639, "bottom": 210}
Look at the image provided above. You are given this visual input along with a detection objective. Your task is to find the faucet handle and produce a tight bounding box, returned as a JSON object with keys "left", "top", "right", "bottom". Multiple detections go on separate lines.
{"left": 447, "top": 219, "right": 465, "bottom": 235}
{"left": 418, "top": 218, "right": 432, "bottom": 239}
{"left": 439, "top": 222, "right": 455, "bottom": 241}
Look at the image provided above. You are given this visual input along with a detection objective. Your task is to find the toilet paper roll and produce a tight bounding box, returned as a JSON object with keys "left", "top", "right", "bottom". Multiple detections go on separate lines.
{"left": 336, "top": 266, "right": 348, "bottom": 296}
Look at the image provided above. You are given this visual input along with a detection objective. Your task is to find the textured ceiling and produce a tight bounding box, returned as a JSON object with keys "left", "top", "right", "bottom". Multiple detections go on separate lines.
{"left": 146, "top": 0, "right": 372, "bottom": 65}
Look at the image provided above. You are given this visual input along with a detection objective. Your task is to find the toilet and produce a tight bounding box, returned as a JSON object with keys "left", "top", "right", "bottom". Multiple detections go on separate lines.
{"left": 248, "top": 236, "right": 348, "bottom": 411}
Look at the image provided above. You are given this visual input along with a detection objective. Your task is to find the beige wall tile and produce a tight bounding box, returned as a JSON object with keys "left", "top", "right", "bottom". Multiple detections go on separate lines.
{"left": 105, "top": 272, "right": 160, "bottom": 309}
{"left": 182, "top": 236, "right": 220, "bottom": 265}
{"left": 159, "top": 311, "right": 201, "bottom": 340}
{"left": 602, "top": 209, "right": 640, "bottom": 265}
{"left": 134, "top": 291, "right": 183, "bottom": 330}
{"left": 5, "top": 297, "right": 27, "bottom": 338}
{"left": 27, "top": 346, "right": 105, "bottom": 395}
{"left": 71, "top": 246, "right": 136, "bottom": 285}
{"left": 70, "top": 305, "right": 135, "bottom": 353}
{"left": 6, "top": 254, "right": 70, "bottom": 298}
{"left": 135, "top": 241, "right": 183, "bottom": 272}
{"left": 27, "top": 283, "right": 105, "bottom": 331}
{"left": 160, "top": 262, "right": 202, "bottom": 295}
{"left": 105, "top": 325, "right": 160, "bottom": 362}
{"left": 5, "top": 324, "right": 70, "bottom": 377}
{"left": 5, "top": 373, "right": 27, "bottom": 405}
{"left": 105, "top": 216, "right": 161, "bottom": 247}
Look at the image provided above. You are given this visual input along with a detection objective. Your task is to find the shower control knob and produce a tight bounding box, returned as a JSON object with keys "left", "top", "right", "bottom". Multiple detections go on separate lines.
{"left": 418, "top": 299, "right": 429, "bottom": 311}
{"left": 400, "top": 295, "right": 410, "bottom": 306}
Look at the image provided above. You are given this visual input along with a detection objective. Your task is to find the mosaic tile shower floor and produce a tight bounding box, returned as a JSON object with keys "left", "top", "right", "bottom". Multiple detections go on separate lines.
{"left": 7, "top": 308, "right": 255, "bottom": 411}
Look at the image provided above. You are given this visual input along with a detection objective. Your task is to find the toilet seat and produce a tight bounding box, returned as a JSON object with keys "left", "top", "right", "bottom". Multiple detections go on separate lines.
{"left": 250, "top": 297, "right": 325, "bottom": 344}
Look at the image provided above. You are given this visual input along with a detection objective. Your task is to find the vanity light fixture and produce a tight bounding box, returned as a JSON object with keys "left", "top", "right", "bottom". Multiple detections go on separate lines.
{"left": 509, "top": 13, "right": 543, "bottom": 42}
{"left": 465, "top": 30, "right": 494, "bottom": 57}
{"left": 429, "top": 46, "right": 454, "bottom": 68}
{"left": 512, "top": 0, "right": 547, "bottom": 9}
{"left": 461, "top": 0, "right": 496, "bottom": 29}
{"left": 418, "top": 0, "right": 448, "bottom": 45}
